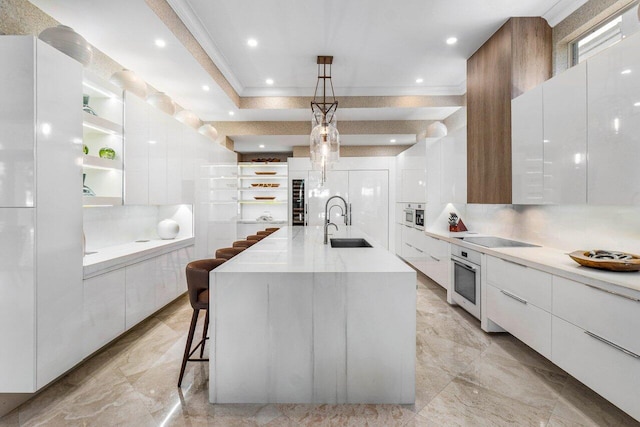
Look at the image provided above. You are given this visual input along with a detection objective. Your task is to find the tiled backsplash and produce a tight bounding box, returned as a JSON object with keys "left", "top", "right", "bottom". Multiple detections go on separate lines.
{"left": 83, "top": 204, "right": 193, "bottom": 251}
{"left": 428, "top": 203, "right": 640, "bottom": 253}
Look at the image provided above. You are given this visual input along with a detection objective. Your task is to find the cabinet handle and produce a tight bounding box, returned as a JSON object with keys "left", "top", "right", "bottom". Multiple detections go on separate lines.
{"left": 500, "top": 289, "right": 528, "bottom": 305}
{"left": 584, "top": 331, "right": 640, "bottom": 359}
{"left": 403, "top": 224, "right": 413, "bottom": 228}
{"left": 582, "top": 283, "right": 640, "bottom": 303}
{"left": 415, "top": 247, "right": 424, "bottom": 253}
{"left": 502, "top": 258, "right": 527, "bottom": 268}
{"left": 405, "top": 243, "right": 413, "bottom": 248}
{"left": 430, "top": 255, "right": 440, "bottom": 262}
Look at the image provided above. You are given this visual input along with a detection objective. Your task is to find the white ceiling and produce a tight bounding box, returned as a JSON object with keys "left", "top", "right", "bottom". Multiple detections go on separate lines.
{"left": 28, "top": 0, "right": 587, "bottom": 152}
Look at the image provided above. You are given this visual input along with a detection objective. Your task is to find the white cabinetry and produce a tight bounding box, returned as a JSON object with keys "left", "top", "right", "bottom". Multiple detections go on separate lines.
{"left": 543, "top": 62, "right": 587, "bottom": 204}
{"left": 123, "top": 94, "right": 150, "bottom": 205}
{"left": 396, "top": 141, "right": 426, "bottom": 203}
{"left": 439, "top": 127, "right": 467, "bottom": 204}
{"left": 485, "top": 256, "right": 552, "bottom": 358}
{"left": 0, "top": 36, "right": 83, "bottom": 392}
{"left": 83, "top": 269, "right": 126, "bottom": 356}
{"left": 552, "top": 277, "right": 640, "bottom": 421}
{"left": 422, "top": 236, "right": 450, "bottom": 289}
{"left": 587, "top": 32, "right": 640, "bottom": 204}
{"left": 512, "top": 86, "right": 544, "bottom": 204}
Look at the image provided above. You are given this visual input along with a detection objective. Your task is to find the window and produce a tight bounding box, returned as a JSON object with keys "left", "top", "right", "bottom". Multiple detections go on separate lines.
{"left": 570, "top": 2, "right": 640, "bottom": 65}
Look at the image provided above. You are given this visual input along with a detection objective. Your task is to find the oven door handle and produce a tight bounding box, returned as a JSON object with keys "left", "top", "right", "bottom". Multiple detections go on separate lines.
{"left": 452, "top": 258, "right": 477, "bottom": 272}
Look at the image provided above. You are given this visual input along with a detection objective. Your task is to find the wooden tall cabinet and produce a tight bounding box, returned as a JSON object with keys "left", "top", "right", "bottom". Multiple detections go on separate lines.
{"left": 467, "top": 17, "right": 552, "bottom": 204}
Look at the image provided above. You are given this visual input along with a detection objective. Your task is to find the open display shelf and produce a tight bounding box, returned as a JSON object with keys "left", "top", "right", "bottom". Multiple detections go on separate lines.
{"left": 82, "top": 71, "right": 123, "bottom": 206}
{"left": 238, "top": 162, "right": 288, "bottom": 224}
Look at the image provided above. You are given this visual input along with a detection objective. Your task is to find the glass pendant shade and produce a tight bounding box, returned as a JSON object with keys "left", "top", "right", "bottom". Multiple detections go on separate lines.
{"left": 310, "top": 120, "right": 340, "bottom": 171}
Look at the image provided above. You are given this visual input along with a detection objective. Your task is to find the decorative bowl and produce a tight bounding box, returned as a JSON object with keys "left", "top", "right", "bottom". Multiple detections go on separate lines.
{"left": 198, "top": 124, "right": 219, "bottom": 141}
{"left": 38, "top": 25, "right": 93, "bottom": 67}
{"left": 146, "top": 92, "right": 175, "bottom": 115}
{"left": 255, "top": 171, "right": 277, "bottom": 175}
{"left": 174, "top": 109, "right": 202, "bottom": 129}
{"left": 568, "top": 250, "right": 640, "bottom": 272}
{"left": 110, "top": 69, "right": 147, "bottom": 98}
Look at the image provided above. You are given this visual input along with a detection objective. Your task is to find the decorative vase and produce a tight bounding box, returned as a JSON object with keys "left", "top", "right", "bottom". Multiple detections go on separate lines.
{"left": 38, "top": 25, "right": 93, "bottom": 67}
{"left": 82, "top": 94, "right": 97, "bottom": 116}
{"left": 198, "top": 124, "right": 219, "bottom": 141}
{"left": 426, "top": 121, "right": 448, "bottom": 138}
{"left": 157, "top": 219, "right": 180, "bottom": 240}
{"left": 146, "top": 92, "right": 175, "bottom": 115}
{"left": 109, "top": 69, "right": 148, "bottom": 99}
{"left": 82, "top": 173, "right": 95, "bottom": 196}
{"left": 174, "top": 109, "right": 202, "bottom": 129}
{"left": 99, "top": 147, "right": 116, "bottom": 160}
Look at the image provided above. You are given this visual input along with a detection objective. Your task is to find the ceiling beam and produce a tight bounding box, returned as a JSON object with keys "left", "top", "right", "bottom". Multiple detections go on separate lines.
{"left": 239, "top": 95, "right": 465, "bottom": 110}
{"left": 208, "top": 120, "right": 435, "bottom": 136}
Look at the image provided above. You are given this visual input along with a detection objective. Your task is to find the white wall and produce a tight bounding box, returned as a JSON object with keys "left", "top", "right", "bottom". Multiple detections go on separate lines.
{"left": 83, "top": 204, "right": 193, "bottom": 251}
{"left": 427, "top": 203, "right": 640, "bottom": 254}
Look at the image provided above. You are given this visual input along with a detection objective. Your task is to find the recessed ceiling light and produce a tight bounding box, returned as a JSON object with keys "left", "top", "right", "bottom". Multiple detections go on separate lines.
{"left": 415, "top": 78, "right": 423, "bottom": 84}
{"left": 265, "top": 78, "right": 274, "bottom": 85}
{"left": 155, "top": 39, "right": 166, "bottom": 48}
{"left": 390, "top": 139, "right": 396, "bottom": 143}
{"left": 202, "top": 85, "right": 210, "bottom": 92}
{"left": 259, "top": 144, "right": 265, "bottom": 148}
{"left": 634, "top": 102, "right": 640, "bottom": 107}
{"left": 621, "top": 69, "right": 632, "bottom": 75}
{"left": 229, "top": 111, "right": 235, "bottom": 116}
{"left": 148, "top": 140, "right": 157, "bottom": 145}
{"left": 247, "top": 38, "right": 258, "bottom": 47}
{"left": 446, "top": 37, "right": 458, "bottom": 45}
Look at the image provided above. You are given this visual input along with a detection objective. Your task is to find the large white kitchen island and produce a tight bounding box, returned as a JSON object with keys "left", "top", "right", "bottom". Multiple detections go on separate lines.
{"left": 209, "top": 226, "right": 416, "bottom": 404}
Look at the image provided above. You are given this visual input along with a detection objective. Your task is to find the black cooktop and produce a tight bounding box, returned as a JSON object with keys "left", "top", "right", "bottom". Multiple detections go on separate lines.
{"left": 461, "top": 236, "right": 540, "bottom": 248}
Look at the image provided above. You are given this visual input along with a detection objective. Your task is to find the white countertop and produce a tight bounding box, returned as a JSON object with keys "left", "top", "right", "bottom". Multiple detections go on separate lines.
{"left": 83, "top": 237, "right": 195, "bottom": 279}
{"left": 425, "top": 229, "right": 640, "bottom": 295}
{"left": 215, "top": 226, "right": 414, "bottom": 274}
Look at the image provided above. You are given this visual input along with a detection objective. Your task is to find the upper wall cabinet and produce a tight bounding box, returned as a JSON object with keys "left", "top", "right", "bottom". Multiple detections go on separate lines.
{"left": 467, "top": 17, "right": 552, "bottom": 204}
{"left": 396, "top": 141, "right": 426, "bottom": 203}
{"left": 543, "top": 61, "right": 587, "bottom": 204}
{"left": 512, "top": 62, "right": 587, "bottom": 205}
{"left": 587, "top": 32, "right": 640, "bottom": 205}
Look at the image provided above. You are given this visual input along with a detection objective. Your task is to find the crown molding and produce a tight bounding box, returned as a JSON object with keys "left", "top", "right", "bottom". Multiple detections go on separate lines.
{"left": 543, "top": 0, "right": 589, "bottom": 26}
{"left": 166, "top": 0, "right": 245, "bottom": 94}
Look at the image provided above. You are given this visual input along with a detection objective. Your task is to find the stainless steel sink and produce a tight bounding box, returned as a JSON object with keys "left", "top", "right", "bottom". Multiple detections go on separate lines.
{"left": 330, "top": 238, "right": 372, "bottom": 248}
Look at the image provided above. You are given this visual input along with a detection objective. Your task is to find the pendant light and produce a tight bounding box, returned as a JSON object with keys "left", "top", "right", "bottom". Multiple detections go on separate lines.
{"left": 310, "top": 56, "right": 339, "bottom": 184}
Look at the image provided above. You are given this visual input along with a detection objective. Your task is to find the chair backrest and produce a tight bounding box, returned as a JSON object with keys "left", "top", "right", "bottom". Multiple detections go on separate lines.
{"left": 246, "top": 234, "right": 265, "bottom": 241}
{"left": 185, "top": 258, "right": 226, "bottom": 309}
{"left": 215, "top": 246, "right": 246, "bottom": 260}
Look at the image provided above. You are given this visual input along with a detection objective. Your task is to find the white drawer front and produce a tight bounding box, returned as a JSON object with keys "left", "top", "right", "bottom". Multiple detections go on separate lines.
{"left": 487, "top": 284, "right": 551, "bottom": 358}
{"left": 552, "top": 316, "right": 640, "bottom": 422}
{"left": 486, "top": 256, "right": 552, "bottom": 311}
{"left": 553, "top": 276, "right": 640, "bottom": 355}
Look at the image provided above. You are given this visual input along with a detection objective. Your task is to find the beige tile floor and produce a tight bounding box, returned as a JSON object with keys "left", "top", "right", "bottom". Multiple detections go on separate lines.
{"left": 1, "top": 272, "right": 638, "bottom": 427}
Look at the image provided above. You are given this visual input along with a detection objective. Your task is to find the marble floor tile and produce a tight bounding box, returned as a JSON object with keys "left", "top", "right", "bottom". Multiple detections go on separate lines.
{"left": 457, "top": 352, "right": 567, "bottom": 412}
{"left": 552, "top": 377, "right": 640, "bottom": 427}
{"left": 277, "top": 404, "right": 415, "bottom": 426}
{"left": 1, "top": 275, "right": 638, "bottom": 427}
{"left": 417, "top": 378, "right": 552, "bottom": 427}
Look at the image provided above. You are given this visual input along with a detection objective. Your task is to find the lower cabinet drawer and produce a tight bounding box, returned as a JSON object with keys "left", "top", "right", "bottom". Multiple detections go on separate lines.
{"left": 486, "top": 284, "right": 551, "bottom": 358}
{"left": 552, "top": 316, "right": 640, "bottom": 422}
{"left": 486, "top": 256, "right": 552, "bottom": 311}
{"left": 553, "top": 276, "right": 640, "bottom": 356}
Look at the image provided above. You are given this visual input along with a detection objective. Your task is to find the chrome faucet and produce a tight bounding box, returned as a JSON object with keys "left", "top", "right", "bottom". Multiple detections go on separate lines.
{"left": 324, "top": 195, "right": 349, "bottom": 244}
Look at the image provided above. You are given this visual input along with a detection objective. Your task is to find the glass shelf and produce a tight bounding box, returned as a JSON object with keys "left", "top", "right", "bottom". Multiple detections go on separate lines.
{"left": 83, "top": 155, "right": 122, "bottom": 171}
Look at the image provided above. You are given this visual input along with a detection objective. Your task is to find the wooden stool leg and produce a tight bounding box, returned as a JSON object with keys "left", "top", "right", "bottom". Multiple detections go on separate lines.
{"left": 178, "top": 308, "right": 199, "bottom": 387}
{"left": 200, "top": 309, "right": 209, "bottom": 358}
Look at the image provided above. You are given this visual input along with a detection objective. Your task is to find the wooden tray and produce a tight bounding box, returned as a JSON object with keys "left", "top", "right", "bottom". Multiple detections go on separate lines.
{"left": 255, "top": 171, "right": 277, "bottom": 175}
{"left": 568, "top": 250, "right": 640, "bottom": 272}
{"left": 254, "top": 196, "right": 276, "bottom": 200}
{"left": 251, "top": 183, "right": 280, "bottom": 188}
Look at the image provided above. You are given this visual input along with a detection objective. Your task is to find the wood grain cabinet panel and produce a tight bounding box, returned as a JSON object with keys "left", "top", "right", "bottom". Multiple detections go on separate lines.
{"left": 467, "top": 18, "right": 551, "bottom": 204}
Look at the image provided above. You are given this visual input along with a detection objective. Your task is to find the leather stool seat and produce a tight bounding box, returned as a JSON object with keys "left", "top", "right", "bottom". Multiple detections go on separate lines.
{"left": 246, "top": 234, "right": 265, "bottom": 241}
{"left": 215, "top": 246, "right": 246, "bottom": 259}
{"left": 232, "top": 240, "right": 256, "bottom": 248}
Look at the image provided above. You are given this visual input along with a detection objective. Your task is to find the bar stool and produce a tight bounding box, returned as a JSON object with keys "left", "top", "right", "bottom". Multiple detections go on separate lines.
{"left": 257, "top": 230, "right": 271, "bottom": 236}
{"left": 178, "top": 258, "right": 226, "bottom": 387}
{"left": 265, "top": 227, "right": 280, "bottom": 232}
{"left": 246, "top": 234, "right": 266, "bottom": 241}
{"left": 215, "top": 246, "right": 246, "bottom": 260}
{"left": 232, "top": 239, "right": 256, "bottom": 248}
